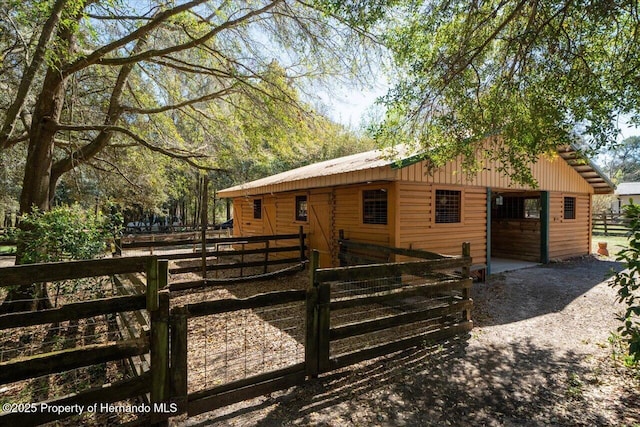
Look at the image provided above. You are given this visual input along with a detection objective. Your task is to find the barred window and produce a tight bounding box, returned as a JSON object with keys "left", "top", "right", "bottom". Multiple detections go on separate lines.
{"left": 564, "top": 197, "right": 576, "bottom": 219}
{"left": 295, "top": 195, "right": 308, "bottom": 221}
{"left": 253, "top": 199, "right": 262, "bottom": 219}
{"left": 363, "top": 189, "right": 387, "bottom": 225}
{"left": 435, "top": 189, "right": 461, "bottom": 223}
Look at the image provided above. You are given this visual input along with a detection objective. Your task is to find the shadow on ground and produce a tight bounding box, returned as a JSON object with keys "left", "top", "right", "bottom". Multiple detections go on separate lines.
{"left": 182, "top": 332, "right": 637, "bottom": 427}
{"left": 474, "top": 256, "right": 623, "bottom": 327}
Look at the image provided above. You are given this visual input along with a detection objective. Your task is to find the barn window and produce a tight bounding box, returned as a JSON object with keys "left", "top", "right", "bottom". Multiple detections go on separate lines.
{"left": 295, "top": 195, "right": 308, "bottom": 221}
{"left": 363, "top": 189, "right": 387, "bottom": 225}
{"left": 253, "top": 199, "right": 262, "bottom": 219}
{"left": 564, "top": 197, "right": 576, "bottom": 219}
{"left": 435, "top": 189, "right": 461, "bottom": 223}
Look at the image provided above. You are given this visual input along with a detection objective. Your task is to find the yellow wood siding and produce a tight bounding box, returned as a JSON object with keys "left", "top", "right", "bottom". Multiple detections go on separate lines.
{"left": 396, "top": 182, "right": 487, "bottom": 265}
{"left": 333, "top": 183, "right": 393, "bottom": 253}
{"left": 400, "top": 154, "right": 594, "bottom": 193}
{"left": 548, "top": 193, "right": 591, "bottom": 260}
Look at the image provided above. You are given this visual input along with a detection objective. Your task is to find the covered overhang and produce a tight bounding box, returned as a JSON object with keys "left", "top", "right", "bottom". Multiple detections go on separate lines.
{"left": 557, "top": 145, "right": 615, "bottom": 194}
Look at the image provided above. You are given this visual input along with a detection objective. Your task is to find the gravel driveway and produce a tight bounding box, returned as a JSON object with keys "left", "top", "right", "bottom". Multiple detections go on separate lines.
{"left": 177, "top": 256, "right": 640, "bottom": 427}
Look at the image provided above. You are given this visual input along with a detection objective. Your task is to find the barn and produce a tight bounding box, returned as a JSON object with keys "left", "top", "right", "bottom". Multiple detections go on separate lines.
{"left": 217, "top": 144, "right": 614, "bottom": 276}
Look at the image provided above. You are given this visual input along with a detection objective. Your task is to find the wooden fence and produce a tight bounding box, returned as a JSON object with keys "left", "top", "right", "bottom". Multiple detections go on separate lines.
{"left": 592, "top": 212, "right": 632, "bottom": 236}
{"left": 0, "top": 241, "right": 472, "bottom": 425}
{"left": 116, "top": 227, "right": 307, "bottom": 289}
{"left": 312, "top": 242, "right": 473, "bottom": 375}
{"left": 0, "top": 256, "right": 167, "bottom": 426}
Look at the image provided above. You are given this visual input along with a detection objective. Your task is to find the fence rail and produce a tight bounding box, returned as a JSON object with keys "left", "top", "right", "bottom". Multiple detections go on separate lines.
{"left": 0, "top": 240, "right": 473, "bottom": 425}
{"left": 0, "top": 256, "right": 165, "bottom": 426}
{"left": 592, "top": 212, "right": 632, "bottom": 236}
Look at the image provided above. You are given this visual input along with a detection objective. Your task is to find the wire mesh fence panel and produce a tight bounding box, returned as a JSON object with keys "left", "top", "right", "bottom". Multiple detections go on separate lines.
{"left": 0, "top": 270, "right": 152, "bottom": 425}
{"left": 186, "top": 301, "right": 306, "bottom": 394}
{"left": 328, "top": 272, "right": 466, "bottom": 358}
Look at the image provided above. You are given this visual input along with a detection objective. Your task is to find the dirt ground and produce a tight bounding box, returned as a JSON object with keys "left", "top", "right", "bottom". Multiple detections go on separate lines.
{"left": 176, "top": 255, "right": 640, "bottom": 427}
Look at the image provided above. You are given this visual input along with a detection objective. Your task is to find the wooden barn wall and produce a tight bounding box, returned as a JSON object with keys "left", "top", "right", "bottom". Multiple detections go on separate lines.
{"left": 333, "top": 182, "right": 395, "bottom": 265}
{"left": 491, "top": 220, "right": 541, "bottom": 262}
{"left": 398, "top": 154, "right": 595, "bottom": 194}
{"left": 232, "top": 183, "right": 395, "bottom": 268}
{"left": 548, "top": 193, "right": 591, "bottom": 260}
{"left": 395, "top": 182, "right": 487, "bottom": 266}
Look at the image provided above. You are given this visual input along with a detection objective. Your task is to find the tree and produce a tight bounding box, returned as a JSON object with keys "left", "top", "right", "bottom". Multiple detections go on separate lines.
{"left": 374, "top": 0, "right": 640, "bottom": 185}
{"left": 0, "top": 0, "right": 379, "bottom": 217}
{"left": 0, "top": 0, "right": 383, "bottom": 312}
{"left": 602, "top": 136, "right": 640, "bottom": 183}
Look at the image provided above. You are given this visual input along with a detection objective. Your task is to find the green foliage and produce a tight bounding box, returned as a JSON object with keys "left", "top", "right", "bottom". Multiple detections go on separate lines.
{"left": 373, "top": 0, "right": 640, "bottom": 184}
{"left": 15, "top": 204, "right": 115, "bottom": 264}
{"left": 602, "top": 136, "right": 640, "bottom": 184}
{"left": 611, "top": 202, "right": 640, "bottom": 364}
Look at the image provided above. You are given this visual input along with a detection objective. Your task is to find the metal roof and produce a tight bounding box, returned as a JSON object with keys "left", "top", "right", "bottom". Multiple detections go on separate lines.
{"left": 218, "top": 145, "right": 416, "bottom": 197}
{"left": 615, "top": 182, "right": 640, "bottom": 196}
{"left": 219, "top": 143, "right": 615, "bottom": 196}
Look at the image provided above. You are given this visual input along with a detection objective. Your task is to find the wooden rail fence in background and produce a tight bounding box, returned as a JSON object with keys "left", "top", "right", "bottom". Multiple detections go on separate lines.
{"left": 592, "top": 212, "right": 632, "bottom": 236}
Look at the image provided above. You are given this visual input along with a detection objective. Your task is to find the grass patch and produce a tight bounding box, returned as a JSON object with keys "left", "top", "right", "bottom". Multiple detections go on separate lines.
{"left": 592, "top": 234, "right": 629, "bottom": 257}
{"left": 0, "top": 245, "right": 16, "bottom": 255}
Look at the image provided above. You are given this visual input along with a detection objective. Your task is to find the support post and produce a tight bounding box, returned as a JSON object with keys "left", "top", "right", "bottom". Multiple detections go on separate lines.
{"left": 146, "top": 257, "right": 159, "bottom": 312}
{"left": 114, "top": 237, "right": 122, "bottom": 257}
{"left": 305, "top": 250, "right": 320, "bottom": 377}
{"left": 170, "top": 306, "right": 188, "bottom": 415}
{"left": 485, "top": 188, "right": 492, "bottom": 278}
{"left": 461, "top": 242, "right": 471, "bottom": 322}
{"left": 540, "top": 191, "right": 550, "bottom": 264}
{"left": 158, "top": 259, "right": 168, "bottom": 290}
{"left": 299, "top": 225, "right": 305, "bottom": 262}
{"left": 201, "top": 175, "right": 209, "bottom": 278}
{"left": 150, "top": 291, "right": 170, "bottom": 425}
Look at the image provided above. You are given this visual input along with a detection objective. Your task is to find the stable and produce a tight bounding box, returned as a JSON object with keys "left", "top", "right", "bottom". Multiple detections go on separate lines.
{"left": 217, "top": 145, "right": 614, "bottom": 276}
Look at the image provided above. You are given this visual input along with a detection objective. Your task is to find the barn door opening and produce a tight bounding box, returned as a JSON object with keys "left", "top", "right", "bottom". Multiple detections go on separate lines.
{"left": 490, "top": 190, "right": 543, "bottom": 273}
{"left": 308, "top": 191, "right": 333, "bottom": 268}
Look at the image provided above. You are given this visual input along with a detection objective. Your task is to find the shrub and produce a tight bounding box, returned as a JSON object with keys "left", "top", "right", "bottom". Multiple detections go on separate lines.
{"left": 16, "top": 204, "right": 114, "bottom": 264}
{"left": 611, "top": 201, "right": 640, "bottom": 363}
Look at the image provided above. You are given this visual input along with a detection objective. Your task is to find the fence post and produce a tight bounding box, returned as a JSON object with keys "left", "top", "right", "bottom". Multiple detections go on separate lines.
{"left": 264, "top": 240, "right": 270, "bottom": 274}
{"left": 147, "top": 257, "right": 159, "bottom": 311}
{"left": 603, "top": 212, "right": 608, "bottom": 236}
{"left": 317, "top": 280, "right": 331, "bottom": 373}
{"left": 158, "top": 259, "right": 169, "bottom": 290}
{"left": 170, "top": 306, "right": 188, "bottom": 415}
{"left": 114, "top": 237, "right": 122, "bottom": 257}
{"left": 338, "top": 229, "right": 346, "bottom": 266}
{"left": 461, "top": 242, "right": 471, "bottom": 322}
{"left": 150, "top": 290, "right": 170, "bottom": 425}
{"left": 299, "top": 225, "right": 305, "bottom": 262}
{"left": 305, "top": 250, "right": 320, "bottom": 378}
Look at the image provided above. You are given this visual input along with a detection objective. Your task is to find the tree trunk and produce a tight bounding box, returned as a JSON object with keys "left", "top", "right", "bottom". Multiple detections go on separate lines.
{"left": 1, "top": 70, "right": 67, "bottom": 314}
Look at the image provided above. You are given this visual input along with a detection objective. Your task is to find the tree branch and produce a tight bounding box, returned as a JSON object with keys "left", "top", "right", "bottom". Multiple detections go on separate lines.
{"left": 53, "top": 123, "right": 226, "bottom": 172}
{"left": 63, "top": 0, "right": 209, "bottom": 75}
{"left": 0, "top": 0, "right": 68, "bottom": 148}
{"left": 88, "top": 1, "right": 282, "bottom": 68}
{"left": 121, "top": 86, "right": 237, "bottom": 114}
